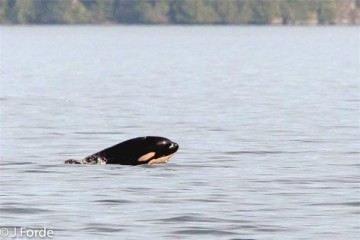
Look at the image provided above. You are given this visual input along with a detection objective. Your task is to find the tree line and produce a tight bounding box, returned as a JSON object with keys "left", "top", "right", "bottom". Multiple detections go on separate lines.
{"left": 0, "top": 0, "right": 359, "bottom": 25}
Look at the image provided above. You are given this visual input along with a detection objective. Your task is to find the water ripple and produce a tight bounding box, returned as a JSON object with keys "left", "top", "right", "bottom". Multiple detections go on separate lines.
{"left": 94, "top": 199, "right": 133, "bottom": 205}
{"left": 0, "top": 207, "right": 51, "bottom": 214}
{"left": 172, "top": 228, "right": 237, "bottom": 236}
{"left": 223, "top": 151, "right": 312, "bottom": 155}
{"left": 82, "top": 223, "right": 124, "bottom": 233}
{"left": 74, "top": 131, "right": 125, "bottom": 135}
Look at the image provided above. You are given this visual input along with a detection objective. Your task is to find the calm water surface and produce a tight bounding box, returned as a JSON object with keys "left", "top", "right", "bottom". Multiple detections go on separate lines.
{"left": 0, "top": 26, "right": 359, "bottom": 239}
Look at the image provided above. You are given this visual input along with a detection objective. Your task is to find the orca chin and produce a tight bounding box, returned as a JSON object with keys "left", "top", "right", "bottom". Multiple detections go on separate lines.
{"left": 64, "top": 136, "right": 179, "bottom": 166}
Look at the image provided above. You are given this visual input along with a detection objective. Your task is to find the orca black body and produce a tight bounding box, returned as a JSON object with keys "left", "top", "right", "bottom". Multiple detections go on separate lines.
{"left": 65, "top": 136, "right": 179, "bottom": 165}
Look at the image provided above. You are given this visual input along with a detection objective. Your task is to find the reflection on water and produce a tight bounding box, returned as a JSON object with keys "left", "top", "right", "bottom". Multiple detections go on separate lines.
{"left": 0, "top": 26, "right": 359, "bottom": 239}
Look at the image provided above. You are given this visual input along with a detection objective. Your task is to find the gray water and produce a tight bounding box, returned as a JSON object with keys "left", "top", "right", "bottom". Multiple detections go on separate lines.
{"left": 0, "top": 26, "right": 359, "bottom": 240}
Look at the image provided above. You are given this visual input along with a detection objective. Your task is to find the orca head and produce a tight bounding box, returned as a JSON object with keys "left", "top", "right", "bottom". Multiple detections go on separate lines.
{"left": 137, "top": 136, "right": 179, "bottom": 164}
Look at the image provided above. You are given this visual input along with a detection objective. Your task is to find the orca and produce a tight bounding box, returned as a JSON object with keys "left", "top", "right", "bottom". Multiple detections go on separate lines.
{"left": 64, "top": 136, "right": 179, "bottom": 165}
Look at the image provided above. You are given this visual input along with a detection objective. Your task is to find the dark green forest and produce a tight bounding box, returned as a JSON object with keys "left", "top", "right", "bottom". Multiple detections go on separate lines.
{"left": 0, "top": 0, "right": 359, "bottom": 25}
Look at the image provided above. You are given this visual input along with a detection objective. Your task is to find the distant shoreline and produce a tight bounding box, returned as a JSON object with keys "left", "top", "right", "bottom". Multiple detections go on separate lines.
{"left": 0, "top": 23, "right": 358, "bottom": 26}
{"left": 1, "top": 0, "right": 359, "bottom": 26}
